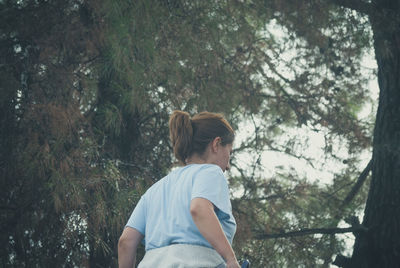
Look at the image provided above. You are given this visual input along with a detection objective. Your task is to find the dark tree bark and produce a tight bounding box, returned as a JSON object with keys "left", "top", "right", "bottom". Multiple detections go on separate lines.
{"left": 347, "top": 1, "right": 400, "bottom": 267}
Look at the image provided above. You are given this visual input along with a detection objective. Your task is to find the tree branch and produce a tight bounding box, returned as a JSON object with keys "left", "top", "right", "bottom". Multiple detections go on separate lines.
{"left": 327, "top": 0, "right": 374, "bottom": 16}
{"left": 341, "top": 158, "right": 372, "bottom": 208}
{"left": 255, "top": 225, "right": 367, "bottom": 239}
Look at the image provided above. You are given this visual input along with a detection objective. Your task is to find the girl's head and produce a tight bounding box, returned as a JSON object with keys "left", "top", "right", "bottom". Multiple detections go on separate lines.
{"left": 169, "top": 110, "right": 235, "bottom": 166}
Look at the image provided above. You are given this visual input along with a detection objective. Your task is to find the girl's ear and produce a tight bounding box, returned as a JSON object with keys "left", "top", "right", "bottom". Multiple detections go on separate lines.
{"left": 211, "top": 137, "right": 221, "bottom": 152}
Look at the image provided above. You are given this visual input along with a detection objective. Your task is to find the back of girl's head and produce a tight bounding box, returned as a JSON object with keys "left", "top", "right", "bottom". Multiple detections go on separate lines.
{"left": 169, "top": 110, "right": 235, "bottom": 164}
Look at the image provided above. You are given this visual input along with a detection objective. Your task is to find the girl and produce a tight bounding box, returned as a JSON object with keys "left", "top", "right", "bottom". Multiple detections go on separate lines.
{"left": 118, "top": 111, "right": 240, "bottom": 268}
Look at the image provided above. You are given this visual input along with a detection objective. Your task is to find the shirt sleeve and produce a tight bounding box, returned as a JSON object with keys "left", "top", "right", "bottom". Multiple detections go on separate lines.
{"left": 191, "top": 165, "right": 232, "bottom": 219}
{"left": 125, "top": 195, "right": 146, "bottom": 235}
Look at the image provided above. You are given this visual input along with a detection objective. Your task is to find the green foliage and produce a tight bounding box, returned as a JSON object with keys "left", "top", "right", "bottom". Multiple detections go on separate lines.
{"left": 1, "top": 0, "right": 377, "bottom": 267}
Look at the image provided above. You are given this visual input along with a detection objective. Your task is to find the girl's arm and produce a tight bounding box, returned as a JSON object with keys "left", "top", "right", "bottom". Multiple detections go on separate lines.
{"left": 190, "top": 197, "right": 240, "bottom": 268}
{"left": 118, "top": 227, "right": 144, "bottom": 268}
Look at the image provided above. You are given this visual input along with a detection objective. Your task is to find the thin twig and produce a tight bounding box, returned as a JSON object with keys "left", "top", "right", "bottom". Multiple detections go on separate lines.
{"left": 255, "top": 225, "right": 367, "bottom": 239}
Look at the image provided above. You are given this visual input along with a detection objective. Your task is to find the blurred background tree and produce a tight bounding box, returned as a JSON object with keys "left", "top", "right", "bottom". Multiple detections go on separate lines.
{"left": 1, "top": 0, "right": 398, "bottom": 267}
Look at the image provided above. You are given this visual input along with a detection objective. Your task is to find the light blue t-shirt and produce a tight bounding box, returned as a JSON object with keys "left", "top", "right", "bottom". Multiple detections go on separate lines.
{"left": 126, "top": 164, "right": 236, "bottom": 251}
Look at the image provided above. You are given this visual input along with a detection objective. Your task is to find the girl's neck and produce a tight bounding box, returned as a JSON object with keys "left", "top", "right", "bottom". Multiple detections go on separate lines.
{"left": 185, "top": 153, "right": 208, "bottom": 165}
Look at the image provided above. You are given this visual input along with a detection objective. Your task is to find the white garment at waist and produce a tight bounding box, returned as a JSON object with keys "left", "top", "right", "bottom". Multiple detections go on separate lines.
{"left": 138, "top": 243, "right": 226, "bottom": 268}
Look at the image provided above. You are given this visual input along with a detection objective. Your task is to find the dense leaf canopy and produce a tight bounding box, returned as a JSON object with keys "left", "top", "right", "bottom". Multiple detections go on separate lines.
{"left": 2, "top": 0, "right": 396, "bottom": 267}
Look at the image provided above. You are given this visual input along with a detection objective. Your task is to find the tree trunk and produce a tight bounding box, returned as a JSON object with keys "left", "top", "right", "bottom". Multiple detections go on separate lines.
{"left": 348, "top": 2, "right": 400, "bottom": 267}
